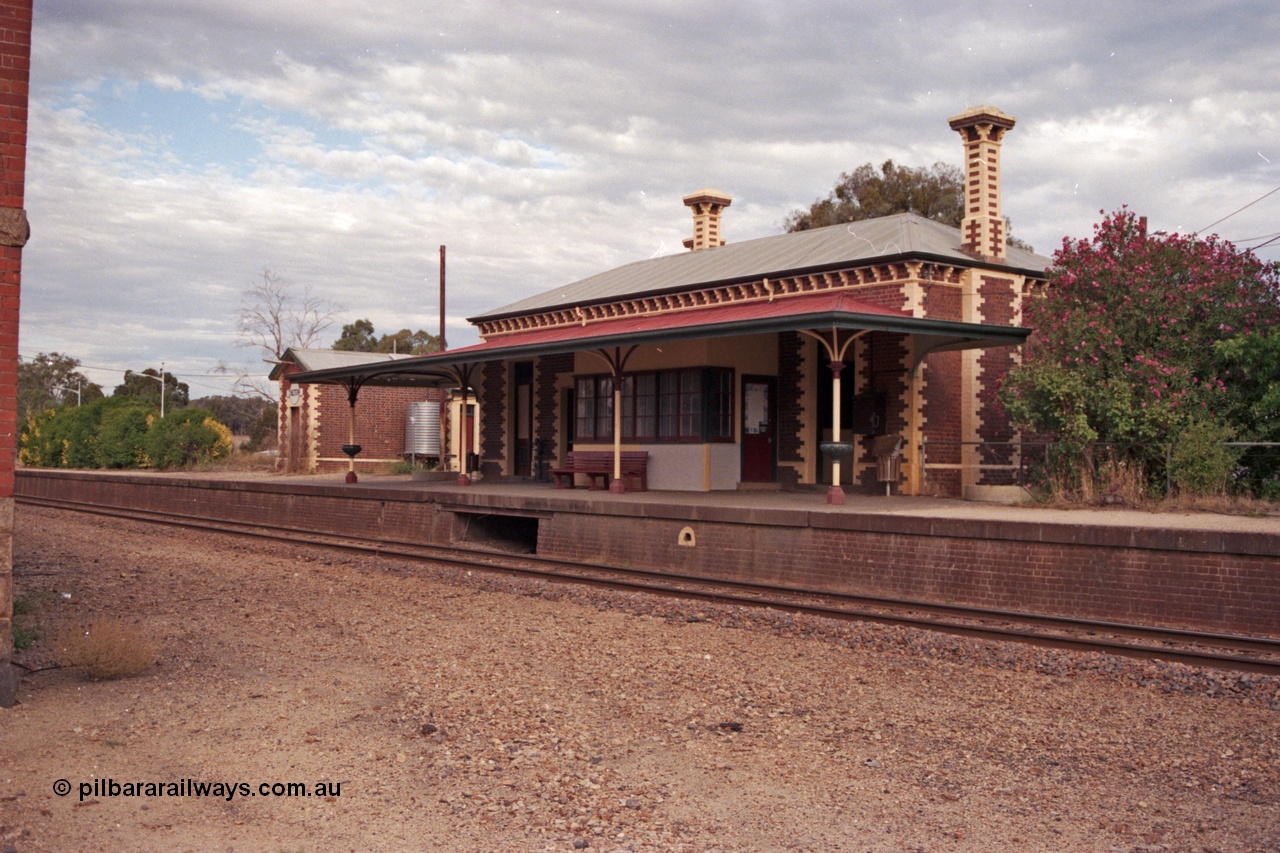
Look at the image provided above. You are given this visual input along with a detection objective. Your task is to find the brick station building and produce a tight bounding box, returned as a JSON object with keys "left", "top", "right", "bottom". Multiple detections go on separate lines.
{"left": 271, "top": 349, "right": 451, "bottom": 475}
{"left": 290, "top": 106, "right": 1050, "bottom": 498}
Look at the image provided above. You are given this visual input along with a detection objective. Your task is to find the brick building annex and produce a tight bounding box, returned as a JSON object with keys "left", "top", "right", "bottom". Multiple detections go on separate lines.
{"left": 288, "top": 106, "right": 1051, "bottom": 498}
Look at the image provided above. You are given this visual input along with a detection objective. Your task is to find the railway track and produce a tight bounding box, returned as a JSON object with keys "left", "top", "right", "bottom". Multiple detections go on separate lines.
{"left": 18, "top": 494, "right": 1280, "bottom": 677}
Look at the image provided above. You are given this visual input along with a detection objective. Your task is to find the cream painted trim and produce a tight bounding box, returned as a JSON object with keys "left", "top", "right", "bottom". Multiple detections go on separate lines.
{"left": 306, "top": 386, "right": 321, "bottom": 473}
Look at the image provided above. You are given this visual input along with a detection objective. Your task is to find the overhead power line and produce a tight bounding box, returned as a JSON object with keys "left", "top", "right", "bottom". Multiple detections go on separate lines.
{"left": 1198, "top": 184, "right": 1280, "bottom": 234}
{"left": 17, "top": 353, "right": 247, "bottom": 395}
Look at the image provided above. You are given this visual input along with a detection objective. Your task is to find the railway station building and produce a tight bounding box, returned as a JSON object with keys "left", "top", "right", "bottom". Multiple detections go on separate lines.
{"left": 288, "top": 106, "right": 1051, "bottom": 498}
{"left": 271, "top": 349, "right": 453, "bottom": 475}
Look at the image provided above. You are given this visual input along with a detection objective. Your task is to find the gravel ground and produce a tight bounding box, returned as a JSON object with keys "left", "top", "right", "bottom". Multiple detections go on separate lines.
{"left": 3, "top": 505, "right": 1279, "bottom": 852}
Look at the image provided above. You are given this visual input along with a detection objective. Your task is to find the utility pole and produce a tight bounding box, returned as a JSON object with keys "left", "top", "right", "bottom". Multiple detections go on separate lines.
{"left": 439, "top": 245, "right": 447, "bottom": 352}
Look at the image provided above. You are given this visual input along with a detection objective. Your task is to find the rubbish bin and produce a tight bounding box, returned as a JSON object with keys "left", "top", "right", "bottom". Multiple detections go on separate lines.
{"left": 869, "top": 435, "right": 904, "bottom": 495}
{"left": 875, "top": 453, "right": 901, "bottom": 484}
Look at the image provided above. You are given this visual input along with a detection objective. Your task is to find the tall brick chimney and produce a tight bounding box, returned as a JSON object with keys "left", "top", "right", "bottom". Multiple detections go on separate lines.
{"left": 682, "top": 189, "right": 732, "bottom": 251}
{"left": 948, "top": 106, "right": 1016, "bottom": 262}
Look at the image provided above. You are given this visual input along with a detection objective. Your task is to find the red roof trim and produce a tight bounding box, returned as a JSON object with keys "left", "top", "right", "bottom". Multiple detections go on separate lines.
{"left": 445, "top": 290, "right": 908, "bottom": 355}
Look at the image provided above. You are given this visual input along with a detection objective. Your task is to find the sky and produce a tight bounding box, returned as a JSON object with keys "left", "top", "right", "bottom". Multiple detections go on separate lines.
{"left": 21, "top": 0, "right": 1280, "bottom": 399}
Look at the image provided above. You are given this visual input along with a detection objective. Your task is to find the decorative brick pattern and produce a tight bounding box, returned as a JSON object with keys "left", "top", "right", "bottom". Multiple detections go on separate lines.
{"left": 535, "top": 353, "right": 573, "bottom": 466}
{"left": 480, "top": 360, "right": 507, "bottom": 476}
{"left": 775, "top": 331, "right": 805, "bottom": 487}
{"left": 475, "top": 263, "right": 939, "bottom": 339}
{"left": 949, "top": 107, "right": 1016, "bottom": 262}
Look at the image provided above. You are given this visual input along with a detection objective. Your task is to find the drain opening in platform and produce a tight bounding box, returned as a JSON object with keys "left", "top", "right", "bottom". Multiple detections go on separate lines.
{"left": 453, "top": 512, "right": 539, "bottom": 554}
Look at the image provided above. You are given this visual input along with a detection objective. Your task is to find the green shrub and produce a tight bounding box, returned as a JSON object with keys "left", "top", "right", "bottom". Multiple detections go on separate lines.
{"left": 95, "top": 402, "right": 153, "bottom": 468}
{"left": 1168, "top": 420, "right": 1239, "bottom": 496}
{"left": 55, "top": 403, "right": 105, "bottom": 468}
{"left": 143, "top": 408, "right": 233, "bottom": 469}
{"left": 19, "top": 408, "right": 60, "bottom": 467}
{"left": 19, "top": 398, "right": 113, "bottom": 467}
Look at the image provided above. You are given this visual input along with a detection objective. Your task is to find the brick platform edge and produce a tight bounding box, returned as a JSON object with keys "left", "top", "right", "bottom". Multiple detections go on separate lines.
{"left": 16, "top": 470, "right": 1280, "bottom": 640}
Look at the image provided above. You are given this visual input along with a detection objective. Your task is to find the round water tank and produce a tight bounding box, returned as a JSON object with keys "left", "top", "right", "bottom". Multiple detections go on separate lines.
{"left": 405, "top": 401, "right": 442, "bottom": 456}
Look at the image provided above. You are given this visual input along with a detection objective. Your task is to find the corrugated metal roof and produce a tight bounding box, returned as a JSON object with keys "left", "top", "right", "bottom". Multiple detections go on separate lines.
{"left": 471, "top": 213, "right": 1051, "bottom": 321}
{"left": 268, "top": 348, "right": 417, "bottom": 380}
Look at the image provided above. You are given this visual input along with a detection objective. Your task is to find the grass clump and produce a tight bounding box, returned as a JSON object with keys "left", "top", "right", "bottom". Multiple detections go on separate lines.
{"left": 12, "top": 623, "right": 35, "bottom": 650}
{"left": 11, "top": 592, "right": 44, "bottom": 650}
{"left": 55, "top": 618, "right": 158, "bottom": 680}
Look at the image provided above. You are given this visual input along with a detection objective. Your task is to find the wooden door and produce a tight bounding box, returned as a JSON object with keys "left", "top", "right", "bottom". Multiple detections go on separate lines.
{"left": 740, "top": 376, "right": 776, "bottom": 483}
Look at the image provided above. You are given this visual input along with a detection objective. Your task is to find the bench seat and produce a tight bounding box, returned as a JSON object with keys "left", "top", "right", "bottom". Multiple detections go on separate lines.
{"left": 550, "top": 450, "right": 648, "bottom": 491}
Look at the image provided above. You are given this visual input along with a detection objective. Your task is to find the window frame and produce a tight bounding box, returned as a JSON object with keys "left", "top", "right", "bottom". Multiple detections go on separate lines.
{"left": 572, "top": 367, "right": 735, "bottom": 444}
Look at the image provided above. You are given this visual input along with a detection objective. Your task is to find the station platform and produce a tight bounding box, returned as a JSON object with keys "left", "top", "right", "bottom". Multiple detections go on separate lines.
{"left": 15, "top": 468, "right": 1280, "bottom": 638}
{"left": 125, "top": 468, "right": 1280, "bottom": 537}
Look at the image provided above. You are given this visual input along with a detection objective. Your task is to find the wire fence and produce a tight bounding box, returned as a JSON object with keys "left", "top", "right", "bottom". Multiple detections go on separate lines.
{"left": 920, "top": 439, "right": 1280, "bottom": 501}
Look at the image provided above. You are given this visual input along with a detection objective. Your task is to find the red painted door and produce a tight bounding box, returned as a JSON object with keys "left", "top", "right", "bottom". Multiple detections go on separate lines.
{"left": 741, "top": 376, "right": 775, "bottom": 482}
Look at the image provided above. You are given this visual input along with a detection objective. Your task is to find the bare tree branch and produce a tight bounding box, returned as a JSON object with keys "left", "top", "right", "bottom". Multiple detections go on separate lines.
{"left": 234, "top": 270, "right": 343, "bottom": 395}
{"left": 235, "top": 269, "right": 342, "bottom": 360}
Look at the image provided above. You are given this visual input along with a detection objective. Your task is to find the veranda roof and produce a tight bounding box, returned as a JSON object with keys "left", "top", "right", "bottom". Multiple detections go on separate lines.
{"left": 287, "top": 289, "right": 1030, "bottom": 389}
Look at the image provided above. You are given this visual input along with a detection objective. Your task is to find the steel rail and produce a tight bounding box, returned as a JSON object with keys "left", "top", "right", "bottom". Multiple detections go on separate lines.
{"left": 18, "top": 495, "right": 1280, "bottom": 676}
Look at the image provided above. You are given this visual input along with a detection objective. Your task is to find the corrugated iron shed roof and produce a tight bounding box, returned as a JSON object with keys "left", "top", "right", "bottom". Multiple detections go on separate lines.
{"left": 471, "top": 213, "right": 1051, "bottom": 322}
{"left": 268, "top": 348, "right": 418, "bottom": 381}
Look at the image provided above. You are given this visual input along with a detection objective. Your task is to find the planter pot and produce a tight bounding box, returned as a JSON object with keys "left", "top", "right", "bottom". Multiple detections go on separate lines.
{"left": 819, "top": 441, "right": 854, "bottom": 460}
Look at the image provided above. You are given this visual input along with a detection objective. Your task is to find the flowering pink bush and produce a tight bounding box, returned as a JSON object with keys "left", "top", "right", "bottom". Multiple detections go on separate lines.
{"left": 999, "top": 208, "right": 1280, "bottom": 492}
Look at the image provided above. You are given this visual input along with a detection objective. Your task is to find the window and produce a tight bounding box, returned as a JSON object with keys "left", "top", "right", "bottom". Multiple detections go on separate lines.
{"left": 621, "top": 374, "right": 656, "bottom": 440}
{"left": 707, "top": 367, "right": 733, "bottom": 441}
{"left": 574, "top": 367, "right": 734, "bottom": 443}
{"left": 595, "top": 376, "right": 614, "bottom": 439}
{"left": 576, "top": 376, "right": 613, "bottom": 440}
{"left": 574, "top": 377, "right": 595, "bottom": 441}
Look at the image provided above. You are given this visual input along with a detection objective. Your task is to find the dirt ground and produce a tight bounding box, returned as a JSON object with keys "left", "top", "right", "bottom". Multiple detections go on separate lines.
{"left": 2, "top": 505, "right": 1279, "bottom": 852}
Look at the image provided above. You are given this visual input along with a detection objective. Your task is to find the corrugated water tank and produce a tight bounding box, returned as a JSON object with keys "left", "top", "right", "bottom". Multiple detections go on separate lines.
{"left": 405, "top": 401, "right": 442, "bottom": 456}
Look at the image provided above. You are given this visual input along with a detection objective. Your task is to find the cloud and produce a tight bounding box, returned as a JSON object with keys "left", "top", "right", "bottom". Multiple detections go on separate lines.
{"left": 20, "top": 1, "right": 1280, "bottom": 396}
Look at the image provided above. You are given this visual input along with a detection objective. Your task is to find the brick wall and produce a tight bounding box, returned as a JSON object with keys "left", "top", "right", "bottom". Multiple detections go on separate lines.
{"left": 920, "top": 349, "right": 962, "bottom": 495}
{"left": 919, "top": 282, "right": 965, "bottom": 494}
{"left": 279, "top": 368, "right": 442, "bottom": 474}
{"left": 536, "top": 506, "right": 1280, "bottom": 638}
{"left": 315, "top": 385, "right": 442, "bottom": 473}
{"left": 976, "top": 275, "right": 1017, "bottom": 483}
{"left": 17, "top": 471, "right": 455, "bottom": 545}
{"left": 852, "top": 283, "right": 909, "bottom": 311}
{"left": 0, "top": 0, "right": 29, "bottom": 707}
{"left": 20, "top": 470, "right": 1276, "bottom": 639}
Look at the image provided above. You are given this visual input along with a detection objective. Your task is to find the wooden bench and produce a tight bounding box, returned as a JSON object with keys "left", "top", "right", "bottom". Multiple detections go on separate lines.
{"left": 550, "top": 450, "right": 649, "bottom": 491}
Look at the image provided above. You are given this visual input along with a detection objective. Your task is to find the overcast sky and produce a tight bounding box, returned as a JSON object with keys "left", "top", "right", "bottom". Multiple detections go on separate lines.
{"left": 22, "top": 1, "right": 1280, "bottom": 398}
